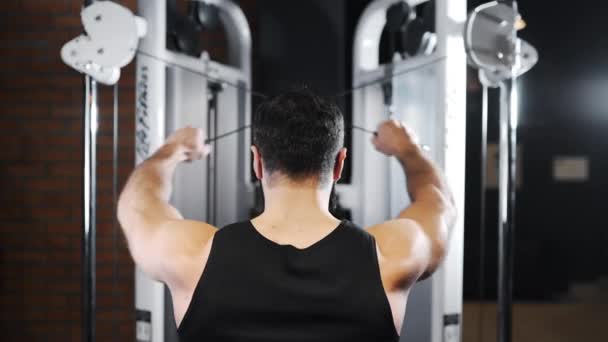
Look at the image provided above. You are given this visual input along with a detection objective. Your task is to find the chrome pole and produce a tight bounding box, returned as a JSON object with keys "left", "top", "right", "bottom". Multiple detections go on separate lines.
{"left": 477, "top": 84, "right": 489, "bottom": 342}
{"left": 497, "top": 75, "right": 518, "bottom": 342}
{"left": 497, "top": 1, "right": 520, "bottom": 339}
{"left": 111, "top": 83, "right": 119, "bottom": 339}
{"left": 83, "top": 75, "right": 98, "bottom": 342}
{"left": 82, "top": 1, "right": 97, "bottom": 340}
{"left": 207, "top": 83, "right": 222, "bottom": 225}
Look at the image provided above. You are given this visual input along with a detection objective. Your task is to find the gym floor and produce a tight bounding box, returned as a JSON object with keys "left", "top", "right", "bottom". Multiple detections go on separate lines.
{"left": 463, "top": 302, "right": 608, "bottom": 342}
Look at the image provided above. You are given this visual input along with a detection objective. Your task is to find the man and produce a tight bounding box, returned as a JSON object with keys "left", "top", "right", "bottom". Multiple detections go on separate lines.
{"left": 118, "top": 88, "right": 456, "bottom": 342}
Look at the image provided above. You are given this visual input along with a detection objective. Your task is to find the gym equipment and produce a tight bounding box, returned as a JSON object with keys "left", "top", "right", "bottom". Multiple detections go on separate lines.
{"left": 61, "top": 2, "right": 147, "bottom": 342}
{"left": 465, "top": 2, "right": 538, "bottom": 342}
{"left": 134, "top": 1, "right": 252, "bottom": 341}
{"left": 61, "top": 1, "right": 147, "bottom": 85}
{"left": 349, "top": 1, "right": 467, "bottom": 341}
{"left": 61, "top": 1, "right": 251, "bottom": 341}
{"left": 384, "top": 0, "right": 437, "bottom": 60}
{"left": 59, "top": 1, "right": 535, "bottom": 342}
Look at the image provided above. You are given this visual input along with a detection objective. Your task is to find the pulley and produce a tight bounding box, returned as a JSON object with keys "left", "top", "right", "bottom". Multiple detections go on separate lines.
{"left": 61, "top": 1, "right": 147, "bottom": 85}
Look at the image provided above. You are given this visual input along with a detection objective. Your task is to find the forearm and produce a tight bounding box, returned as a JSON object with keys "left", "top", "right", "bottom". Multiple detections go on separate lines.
{"left": 117, "top": 143, "right": 183, "bottom": 235}
{"left": 397, "top": 146, "right": 456, "bottom": 237}
{"left": 370, "top": 120, "right": 456, "bottom": 280}
{"left": 398, "top": 147, "right": 449, "bottom": 200}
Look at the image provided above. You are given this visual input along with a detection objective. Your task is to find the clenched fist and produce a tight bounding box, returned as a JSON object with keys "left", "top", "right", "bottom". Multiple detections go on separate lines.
{"left": 372, "top": 120, "right": 420, "bottom": 159}
{"left": 165, "top": 127, "right": 212, "bottom": 162}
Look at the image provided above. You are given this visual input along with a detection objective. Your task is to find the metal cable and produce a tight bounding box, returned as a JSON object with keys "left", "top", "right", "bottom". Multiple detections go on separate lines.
{"left": 135, "top": 50, "right": 446, "bottom": 141}
{"left": 137, "top": 49, "right": 444, "bottom": 102}
{"left": 330, "top": 56, "right": 447, "bottom": 99}
{"left": 205, "top": 124, "right": 376, "bottom": 145}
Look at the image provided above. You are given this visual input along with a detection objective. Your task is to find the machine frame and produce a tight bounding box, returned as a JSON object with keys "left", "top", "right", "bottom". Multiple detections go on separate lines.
{"left": 342, "top": 0, "right": 467, "bottom": 341}
{"left": 134, "top": 1, "right": 252, "bottom": 341}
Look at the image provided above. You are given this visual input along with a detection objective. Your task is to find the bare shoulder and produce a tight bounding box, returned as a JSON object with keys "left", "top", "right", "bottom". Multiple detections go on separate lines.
{"left": 145, "top": 220, "right": 218, "bottom": 290}
{"left": 366, "top": 219, "right": 432, "bottom": 288}
{"left": 156, "top": 220, "right": 218, "bottom": 256}
{"left": 165, "top": 222, "right": 218, "bottom": 327}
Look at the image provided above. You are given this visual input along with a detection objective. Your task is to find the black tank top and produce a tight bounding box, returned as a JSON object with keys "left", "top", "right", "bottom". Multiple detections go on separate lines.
{"left": 177, "top": 220, "right": 399, "bottom": 342}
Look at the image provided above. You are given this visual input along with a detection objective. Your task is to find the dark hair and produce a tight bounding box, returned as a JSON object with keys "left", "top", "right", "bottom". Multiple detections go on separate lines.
{"left": 252, "top": 87, "right": 344, "bottom": 184}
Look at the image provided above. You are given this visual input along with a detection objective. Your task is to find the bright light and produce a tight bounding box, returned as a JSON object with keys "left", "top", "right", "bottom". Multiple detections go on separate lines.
{"left": 90, "top": 98, "right": 99, "bottom": 135}
{"left": 510, "top": 81, "right": 520, "bottom": 130}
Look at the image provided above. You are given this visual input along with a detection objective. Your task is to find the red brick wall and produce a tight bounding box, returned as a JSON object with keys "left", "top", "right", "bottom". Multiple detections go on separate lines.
{"left": 0, "top": 1, "right": 137, "bottom": 341}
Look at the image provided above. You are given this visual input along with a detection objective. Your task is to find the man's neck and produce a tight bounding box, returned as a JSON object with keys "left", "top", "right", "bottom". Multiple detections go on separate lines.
{"left": 262, "top": 184, "right": 332, "bottom": 220}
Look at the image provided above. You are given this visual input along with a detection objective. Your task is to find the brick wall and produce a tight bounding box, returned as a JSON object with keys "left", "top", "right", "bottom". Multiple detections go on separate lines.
{"left": 0, "top": 1, "right": 136, "bottom": 341}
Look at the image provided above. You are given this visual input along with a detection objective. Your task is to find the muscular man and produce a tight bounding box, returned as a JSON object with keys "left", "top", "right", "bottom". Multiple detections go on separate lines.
{"left": 118, "top": 88, "right": 456, "bottom": 342}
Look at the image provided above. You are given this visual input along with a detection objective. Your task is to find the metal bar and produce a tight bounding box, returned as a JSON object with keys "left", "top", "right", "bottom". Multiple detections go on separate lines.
{"left": 81, "top": 1, "right": 97, "bottom": 339}
{"left": 498, "top": 2, "right": 520, "bottom": 340}
{"left": 111, "top": 83, "right": 119, "bottom": 339}
{"left": 497, "top": 77, "right": 517, "bottom": 342}
{"left": 206, "top": 83, "right": 220, "bottom": 225}
{"left": 382, "top": 65, "right": 394, "bottom": 218}
{"left": 206, "top": 93, "right": 213, "bottom": 224}
{"left": 82, "top": 75, "right": 97, "bottom": 342}
{"left": 477, "top": 85, "right": 489, "bottom": 342}
{"left": 212, "top": 89, "right": 219, "bottom": 225}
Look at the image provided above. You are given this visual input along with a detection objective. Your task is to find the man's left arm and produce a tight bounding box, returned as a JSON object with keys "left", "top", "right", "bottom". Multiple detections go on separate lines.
{"left": 117, "top": 127, "right": 217, "bottom": 291}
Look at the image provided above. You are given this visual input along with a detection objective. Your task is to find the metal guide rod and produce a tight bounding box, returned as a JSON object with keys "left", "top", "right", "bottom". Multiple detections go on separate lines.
{"left": 382, "top": 64, "right": 394, "bottom": 219}
{"left": 111, "top": 83, "right": 119, "bottom": 339}
{"left": 82, "top": 75, "right": 97, "bottom": 342}
{"left": 498, "top": 2, "right": 520, "bottom": 340}
{"left": 498, "top": 76, "right": 517, "bottom": 342}
{"left": 477, "top": 84, "right": 489, "bottom": 342}
{"left": 82, "top": 0, "right": 97, "bottom": 340}
{"left": 207, "top": 83, "right": 222, "bottom": 225}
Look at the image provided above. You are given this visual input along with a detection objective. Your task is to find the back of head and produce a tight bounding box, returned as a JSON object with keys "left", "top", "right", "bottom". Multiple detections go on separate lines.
{"left": 252, "top": 87, "right": 345, "bottom": 185}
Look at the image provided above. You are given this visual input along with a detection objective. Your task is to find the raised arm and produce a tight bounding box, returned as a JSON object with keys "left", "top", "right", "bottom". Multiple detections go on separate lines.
{"left": 117, "top": 127, "right": 217, "bottom": 291}
{"left": 367, "top": 120, "right": 457, "bottom": 286}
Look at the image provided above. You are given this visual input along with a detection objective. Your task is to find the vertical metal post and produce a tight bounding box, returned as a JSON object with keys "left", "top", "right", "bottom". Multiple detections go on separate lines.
{"left": 382, "top": 65, "right": 394, "bottom": 219}
{"left": 497, "top": 75, "right": 518, "bottom": 342}
{"left": 498, "top": 1, "right": 520, "bottom": 339}
{"left": 207, "top": 83, "right": 222, "bottom": 225}
{"left": 83, "top": 75, "right": 98, "bottom": 342}
{"left": 477, "top": 84, "right": 489, "bottom": 342}
{"left": 111, "top": 83, "right": 119, "bottom": 339}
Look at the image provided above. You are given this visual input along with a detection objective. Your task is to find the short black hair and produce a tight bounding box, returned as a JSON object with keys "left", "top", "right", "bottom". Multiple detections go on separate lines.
{"left": 252, "top": 87, "right": 344, "bottom": 184}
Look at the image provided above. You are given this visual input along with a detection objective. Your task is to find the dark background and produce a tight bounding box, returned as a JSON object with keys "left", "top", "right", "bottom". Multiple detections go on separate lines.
{"left": 463, "top": 0, "right": 608, "bottom": 301}
{"left": 0, "top": 0, "right": 606, "bottom": 341}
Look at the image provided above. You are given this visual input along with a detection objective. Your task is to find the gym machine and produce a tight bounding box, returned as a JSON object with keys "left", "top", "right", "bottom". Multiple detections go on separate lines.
{"left": 62, "top": 1, "right": 252, "bottom": 341}
{"left": 61, "top": 2, "right": 147, "bottom": 342}
{"left": 135, "top": 1, "right": 252, "bottom": 341}
{"left": 346, "top": 1, "right": 467, "bottom": 341}
{"left": 465, "top": 1, "right": 538, "bottom": 342}
{"left": 61, "top": 1, "right": 539, "bottom": 342}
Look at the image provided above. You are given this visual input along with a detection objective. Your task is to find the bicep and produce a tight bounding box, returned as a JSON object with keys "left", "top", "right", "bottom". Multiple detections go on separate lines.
{"left": 127, "top": 219, "right": 217, "bottom": 289}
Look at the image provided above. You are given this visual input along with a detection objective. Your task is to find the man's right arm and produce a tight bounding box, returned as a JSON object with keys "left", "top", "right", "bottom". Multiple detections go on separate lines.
{"left": 367, "top": 120, "right": 457, "bottom": 285}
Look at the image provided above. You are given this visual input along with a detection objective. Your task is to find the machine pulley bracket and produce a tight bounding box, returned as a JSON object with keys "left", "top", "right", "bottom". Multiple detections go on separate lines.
{"left": 61, "top": 1, "right": 147, "bottom": 85}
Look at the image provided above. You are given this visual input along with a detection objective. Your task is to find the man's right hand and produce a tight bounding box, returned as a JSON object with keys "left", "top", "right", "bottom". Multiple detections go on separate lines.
{"left": 371, "top": 120, "right": 420, "bottom": 159}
